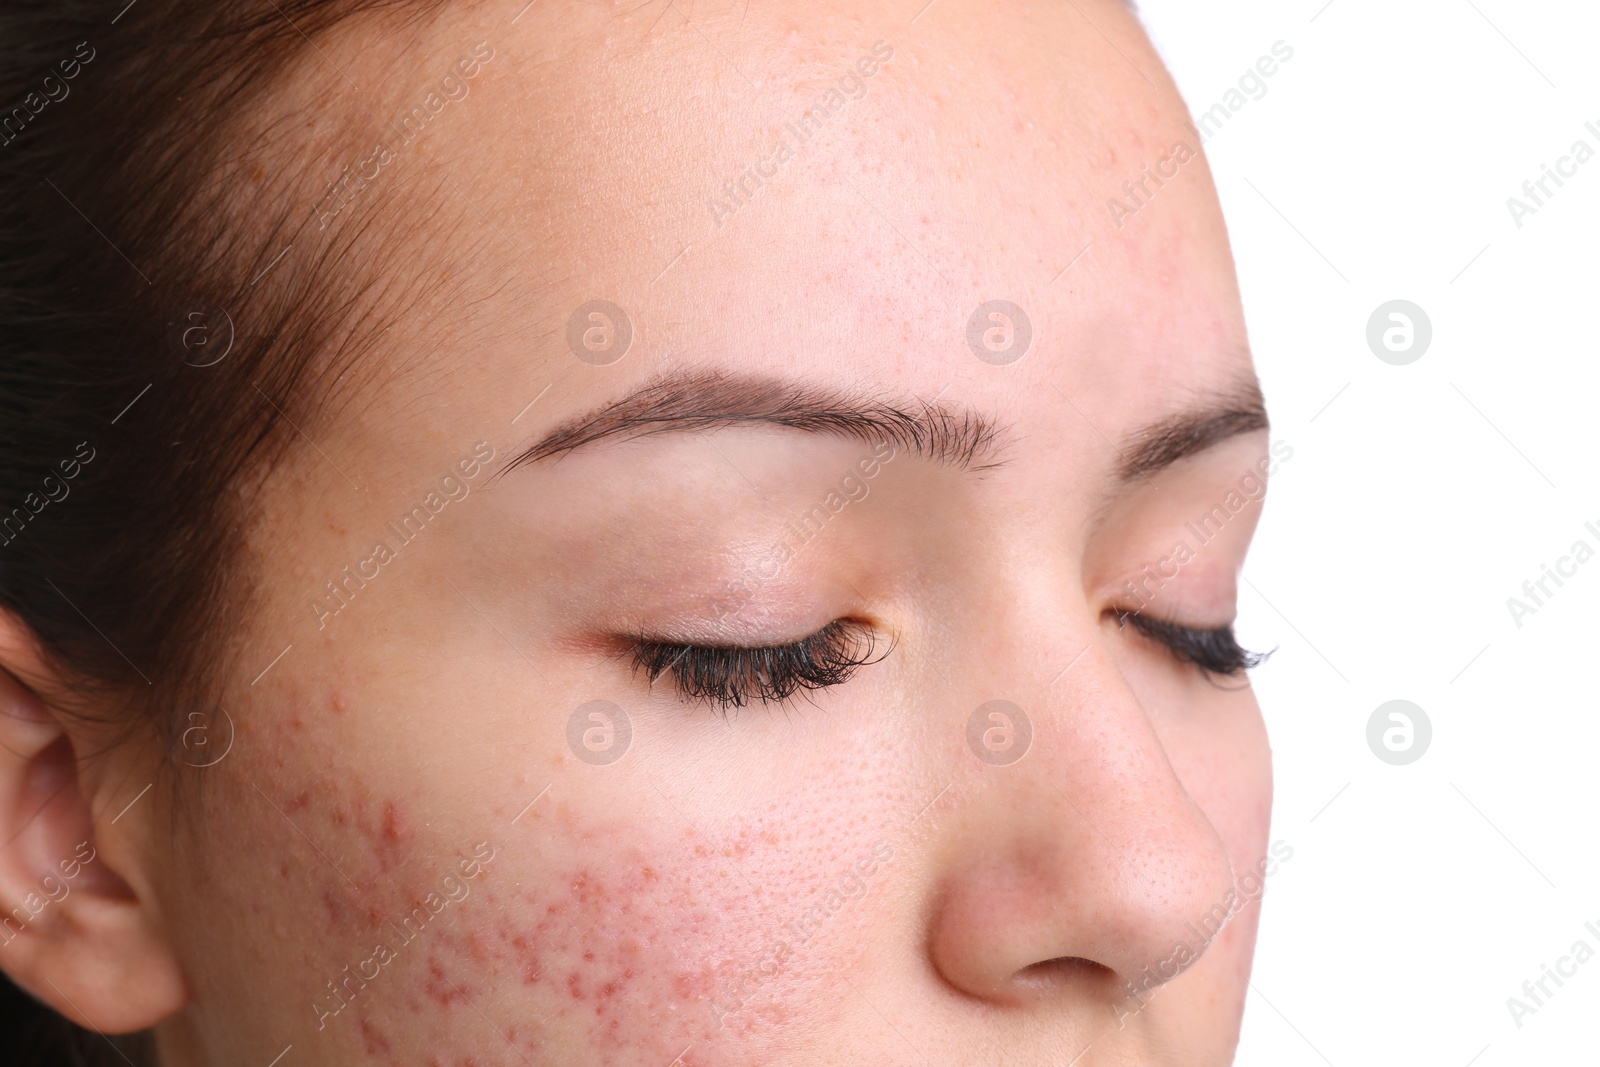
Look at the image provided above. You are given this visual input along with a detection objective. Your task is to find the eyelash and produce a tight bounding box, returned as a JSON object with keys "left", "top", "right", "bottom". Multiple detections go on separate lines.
{"left": 1115, "top": 610, "right": 1270, "bottom": 676}
{"left": 627, "top": 609, "right": 1265, "bottom": 712}
{"left": 628, "top": 620, "right": 886, "bottom": 712}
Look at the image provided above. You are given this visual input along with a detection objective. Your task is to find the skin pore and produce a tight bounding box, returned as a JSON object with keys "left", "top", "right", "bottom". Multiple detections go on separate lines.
{"left": 0, "top": 0, "right": 1278, "bottom": 1064}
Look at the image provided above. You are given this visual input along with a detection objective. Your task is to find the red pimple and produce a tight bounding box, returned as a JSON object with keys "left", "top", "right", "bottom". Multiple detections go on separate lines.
{"left": 381, "top": 801, "right": 403, "bottom": 845}
{"left": 359, "top": 1017, "right": 391, "bottom": 1057}
{"left": 424, "top": 959, "right": 469, "bottom": 1008}
{"left": 373, "top": 800, "right": 407, "bottom": 873}
{"left": 320, "top": 888, "right": 346, "bottom": 924}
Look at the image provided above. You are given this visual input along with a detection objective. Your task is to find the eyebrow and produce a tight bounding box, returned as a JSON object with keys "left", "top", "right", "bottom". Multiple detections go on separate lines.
{"left": 1115, "top": 380, "right": 1268, "bottom": 482}
{"left": 496, "top": 369, "right": 1267, "bottom": 484}
{"left": 495, "top": 370, "right": 1011, "bottom": 476}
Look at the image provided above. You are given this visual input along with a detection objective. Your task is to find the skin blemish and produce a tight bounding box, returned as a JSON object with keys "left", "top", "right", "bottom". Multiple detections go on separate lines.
{"left": 375, "top": 799, "right": 408, "bottom": 874}
{"left": 423, "top": 958, "right": 473, "bottom": 1009}
{"left": 358, "top": 1016, "right": 392, "bottom": 1057}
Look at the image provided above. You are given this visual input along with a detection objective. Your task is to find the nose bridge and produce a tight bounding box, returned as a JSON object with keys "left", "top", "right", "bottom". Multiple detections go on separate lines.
{"left": 1046, "top": 652, "right": 1239, "bottom": 928}
{"left": 926, "top": 568, "right": 1241, "bottom": 1003}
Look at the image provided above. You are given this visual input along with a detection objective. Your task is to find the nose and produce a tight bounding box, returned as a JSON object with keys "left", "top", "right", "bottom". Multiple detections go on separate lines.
{"left": 926, "top": 642, "right": 1239, "bottom": 1009}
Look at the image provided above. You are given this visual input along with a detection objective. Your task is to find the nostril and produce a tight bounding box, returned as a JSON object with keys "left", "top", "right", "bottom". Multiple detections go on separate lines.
{"left": 1014, "top": 955, "right": 1115, "bottom": 993}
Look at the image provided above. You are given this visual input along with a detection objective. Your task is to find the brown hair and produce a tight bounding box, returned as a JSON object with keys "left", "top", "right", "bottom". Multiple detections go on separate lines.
{"left": 1, "top": 0, "right": 451, "bottom": 1058}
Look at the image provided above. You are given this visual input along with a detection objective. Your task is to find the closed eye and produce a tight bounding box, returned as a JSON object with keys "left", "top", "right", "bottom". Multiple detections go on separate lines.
{"left": 627, "top": 619, "right": 889, "bottom": 713}
{"left": 1115, "top": 610, "right": 1271, "bottom": 676}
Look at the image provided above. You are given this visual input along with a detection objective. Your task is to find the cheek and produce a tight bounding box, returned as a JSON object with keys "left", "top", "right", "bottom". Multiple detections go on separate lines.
{"left": 434, "top": 795, "right": 880, "bottom": 1064}
{"left": 178, "top": 708, "right": 886, "bottom": 1066}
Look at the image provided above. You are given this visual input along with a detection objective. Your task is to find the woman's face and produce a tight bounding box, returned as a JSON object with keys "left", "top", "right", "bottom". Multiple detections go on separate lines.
{"left": 137, "top": 0, "right": 1273, "bottom": 1063}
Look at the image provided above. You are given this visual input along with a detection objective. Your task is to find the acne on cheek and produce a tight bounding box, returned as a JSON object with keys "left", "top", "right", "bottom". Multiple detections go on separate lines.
{"left": 413, "top": 817, "right": 829, "bottom": 1062}
{"left": 240, "top": 686, "right": 872, "bottom": 1062}
{"left": 277, "top": 781, "right": 846, "bottom": 1063}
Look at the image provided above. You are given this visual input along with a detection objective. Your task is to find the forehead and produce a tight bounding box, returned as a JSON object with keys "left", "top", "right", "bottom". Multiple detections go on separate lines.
{"left": 294, "top": 0, "right": 1249, "bottom": 461}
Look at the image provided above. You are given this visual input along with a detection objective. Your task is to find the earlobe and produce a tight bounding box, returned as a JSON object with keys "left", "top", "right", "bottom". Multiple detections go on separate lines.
{"left": 0, "top": 619, "right": 188, "bottom": 1033}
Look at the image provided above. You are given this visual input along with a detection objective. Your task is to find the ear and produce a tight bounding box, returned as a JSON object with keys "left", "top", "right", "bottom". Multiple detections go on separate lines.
{"left": 0, "top": 612, "right": 187, "bottom": 1032}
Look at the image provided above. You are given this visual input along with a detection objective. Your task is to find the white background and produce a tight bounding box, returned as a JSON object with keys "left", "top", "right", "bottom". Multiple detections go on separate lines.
{"left": 1133, "top": 0, "right": 1600, "bottom": 1063}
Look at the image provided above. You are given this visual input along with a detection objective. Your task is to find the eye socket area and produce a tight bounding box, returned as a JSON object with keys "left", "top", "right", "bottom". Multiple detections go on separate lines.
{"left": 624, "top": 618, "right": 891, "bottom": 712}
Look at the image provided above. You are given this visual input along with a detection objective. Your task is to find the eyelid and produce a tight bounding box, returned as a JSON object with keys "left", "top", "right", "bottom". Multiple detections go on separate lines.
{"left": 1115, "top": 609, "right": 1270, "bottom": 676}
{"left": 627, "top": 618, "right": 889, "bottom": 711}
